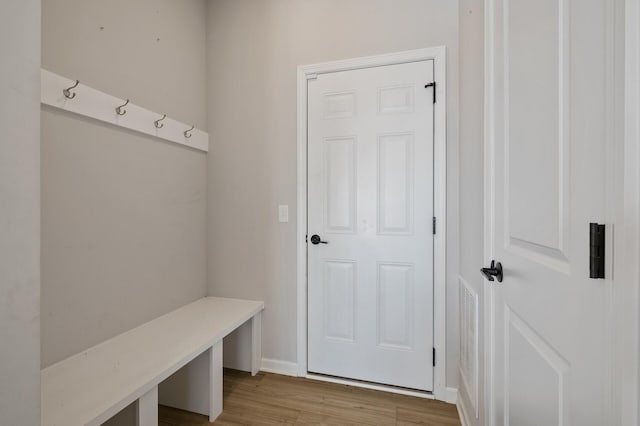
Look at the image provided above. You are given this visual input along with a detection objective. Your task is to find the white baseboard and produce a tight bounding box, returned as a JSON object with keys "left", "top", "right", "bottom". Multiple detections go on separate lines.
{"left": 260, "top": 358, "right": 299, "bottom": 377}
{"left": 457, "top": 397, "right": 472, "bottom": 426}
{"left": 445, "top": 387, "right": 458, "bottom": 404}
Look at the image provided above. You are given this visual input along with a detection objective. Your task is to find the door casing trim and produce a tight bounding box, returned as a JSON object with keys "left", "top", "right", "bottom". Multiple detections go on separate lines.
{"left": 623, "top": 0, "right": 640, "bottom": 422}
{"left": 296, "top": 46, "right": 448, "bottom": 401}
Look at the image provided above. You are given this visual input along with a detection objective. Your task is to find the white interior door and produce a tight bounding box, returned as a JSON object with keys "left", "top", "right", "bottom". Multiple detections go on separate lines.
{"left": 307, "top": 60, "right": 434, "bottom": 391}
{"left": 486, "top": 0, "right": 613, "bottom": 424}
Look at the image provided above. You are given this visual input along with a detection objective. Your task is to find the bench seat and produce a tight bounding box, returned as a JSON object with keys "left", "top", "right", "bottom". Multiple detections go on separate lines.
{"left": 41, "top": 297, "right": 264, "bottom": 426}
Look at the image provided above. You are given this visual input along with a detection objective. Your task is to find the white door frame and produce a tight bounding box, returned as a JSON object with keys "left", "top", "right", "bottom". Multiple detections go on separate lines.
{"left": 623, "top": 0, "right": 640, "bottom": 422}
{"left": 296, "top": 46, "right": 448, "bottom": 401}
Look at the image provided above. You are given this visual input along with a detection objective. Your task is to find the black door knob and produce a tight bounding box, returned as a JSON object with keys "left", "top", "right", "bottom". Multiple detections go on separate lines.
{"left": 310, "top": 234, "right": 328, "bottom": 245}
{"left": 481, "top": 260, "right": 503, "bottom": 283}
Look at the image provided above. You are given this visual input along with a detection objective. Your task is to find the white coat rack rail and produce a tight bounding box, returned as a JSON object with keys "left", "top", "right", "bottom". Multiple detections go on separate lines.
{"left": 41, "top": 69, "right": 209, "bottom": 152}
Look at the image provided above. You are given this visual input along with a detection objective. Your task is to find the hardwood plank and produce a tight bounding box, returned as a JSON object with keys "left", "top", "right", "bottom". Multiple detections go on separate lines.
{"left": 159, "top": 369, "right": 461, "bottom": 426}
{"left": 294, "top": 411, "right": 371, "bottom": 425}
{"left": 219, "top": 397, "right": 300, "bottom": 424}
{"left": 396, "top": 406, "right": 461, "bottom": 425}
{"left": 262, "top": 373, "right": 439, "bottom": 414}
{"left": 159, "top": 405, "right": 210, "bottom": 426}
{"left": 228, "top": 376, "right": 395, "bottom": 425}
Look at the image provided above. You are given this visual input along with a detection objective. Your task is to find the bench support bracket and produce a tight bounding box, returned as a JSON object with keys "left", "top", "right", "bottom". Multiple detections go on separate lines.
{"left": 136, "top": 386, "right": 158, "bottom": 426}
{"left": 209, "top": 341, "right": 224, "bottom": 422}
{"left": 251, "top": 311, "right": 262, "bottom": 376}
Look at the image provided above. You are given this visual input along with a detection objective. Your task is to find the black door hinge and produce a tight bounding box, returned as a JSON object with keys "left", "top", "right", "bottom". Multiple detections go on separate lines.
{"left": 590, "top": 223, "right": 605, "bottom": 279}
{"left": 433, "top": 347, "right": 436, "bottom": 367}
{"left": 425, "top": 81, "right": 436, "bottom": 103}
{"left": 433, "top": 217, "right": 436, "bottom": 235}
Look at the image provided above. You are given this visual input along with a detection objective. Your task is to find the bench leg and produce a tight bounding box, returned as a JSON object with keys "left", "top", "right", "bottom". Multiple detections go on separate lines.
{"left": 136, "top": 386, "right": 158, "bottom": 426}
{"left": 209, "top": 341, "right": 223, "bottom": 422}
{"left": 251, "top": 311, "right": 262, "bottom": 376}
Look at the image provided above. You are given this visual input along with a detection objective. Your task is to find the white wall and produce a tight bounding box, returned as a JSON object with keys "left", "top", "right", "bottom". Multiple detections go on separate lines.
{"left": 0, "top": 1, "right": 41, "bottom": 424}
{"left": 457, "top": 0, "right": 484, "bottom": 423}
{"left": 40, "top": 0, "right": 209, "bottom": 366}
{"left": 206, "top": 0, "right": 461, "bottom": 388}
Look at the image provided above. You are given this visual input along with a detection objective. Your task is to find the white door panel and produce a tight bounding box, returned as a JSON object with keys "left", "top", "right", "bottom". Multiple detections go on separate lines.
{"left": 487, "top": 0, "right": 611, "bottom": 424}
{"left": 307, "top": 61, "right": 434, "bottom": 391}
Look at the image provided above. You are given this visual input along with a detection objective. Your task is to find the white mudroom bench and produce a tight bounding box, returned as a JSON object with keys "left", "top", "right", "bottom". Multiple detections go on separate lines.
{"left": 41, "top": 297, "right": 264, "bottom": 426}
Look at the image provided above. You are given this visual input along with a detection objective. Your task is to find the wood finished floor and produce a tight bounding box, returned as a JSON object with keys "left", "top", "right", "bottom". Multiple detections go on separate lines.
{"left": 159, "top": 369, "right": 461, "bottom": 426}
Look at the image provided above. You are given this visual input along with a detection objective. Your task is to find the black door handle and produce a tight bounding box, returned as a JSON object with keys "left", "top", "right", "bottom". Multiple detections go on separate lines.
{"left": 481, "top": 260, "right": 503, "bottom": 283}
{"left": 310, "top": 234, "right": 328, "bottom": 245}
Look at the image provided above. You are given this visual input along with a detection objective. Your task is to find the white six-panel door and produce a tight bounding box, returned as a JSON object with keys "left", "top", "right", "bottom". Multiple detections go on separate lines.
{"left": 307, "top": 60, "right": 434, "bottom": 391}
{"left": 485, "top": 0, "right": 614, "bottom": 424}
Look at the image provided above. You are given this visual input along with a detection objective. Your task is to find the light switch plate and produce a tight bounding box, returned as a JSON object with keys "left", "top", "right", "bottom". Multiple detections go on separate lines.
{"left": 278, "top": 205, "right": 289, "bottom": 223}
